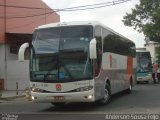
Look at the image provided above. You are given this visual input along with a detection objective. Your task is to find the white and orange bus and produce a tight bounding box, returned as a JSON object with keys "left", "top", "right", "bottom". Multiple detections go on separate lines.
{"left": 18, "top": 21, "right": 136, "bottom": 106}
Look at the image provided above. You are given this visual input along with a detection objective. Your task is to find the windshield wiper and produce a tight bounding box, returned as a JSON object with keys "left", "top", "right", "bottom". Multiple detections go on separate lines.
{"left": 59, "top": 60, "right": 74, "bottom": 80}
{"left": 43, "top": 58, "right": 58, "bottom": 81}
{"left": 43, "top": 64, "right": 57, "bottom": 81}
{"left": 83, "top": 54, "right": 90, "bottom": 75}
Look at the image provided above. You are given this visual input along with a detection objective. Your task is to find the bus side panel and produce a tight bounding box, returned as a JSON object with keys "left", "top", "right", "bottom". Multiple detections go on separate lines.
{"left": 94, "top": 52, "right": 132, "bottom": 97}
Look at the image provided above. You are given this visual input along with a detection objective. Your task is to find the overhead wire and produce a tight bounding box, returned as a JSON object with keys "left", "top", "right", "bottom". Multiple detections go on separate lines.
{"left": 0, "top": 11, "right": 53, "bottom": 19}
{"left": 0, "top": 0, "right": 131, "bottom": 19}
{"left": 57, "top": 0, "right": 130, "bottom": 11}
{"left": 0, "top": 0, "right": 130, "bottom": 11}
{"left": 0, "top": 9, "right": 46, "bottom": 16}
{"left": 0, "top": 12, "right": 53, "bottom": 32}
{"left": 0, "top": 0, "right": 131, "bottom": 31}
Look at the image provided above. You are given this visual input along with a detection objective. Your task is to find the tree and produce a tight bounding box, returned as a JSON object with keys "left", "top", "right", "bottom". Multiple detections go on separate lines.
{"left": 122, "top": 0, "right": 160, "bottom": 43}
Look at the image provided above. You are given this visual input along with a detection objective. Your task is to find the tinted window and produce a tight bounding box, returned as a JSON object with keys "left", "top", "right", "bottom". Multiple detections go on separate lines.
{"left": 102, "top": 28, "right": 135, "bottom": 57}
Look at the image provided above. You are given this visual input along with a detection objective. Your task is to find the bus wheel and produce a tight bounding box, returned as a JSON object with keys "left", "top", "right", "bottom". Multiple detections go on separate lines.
{"left": 51, "top": 102, "right": 65, "bottom": 107}
{"left": 99, "top": 84, "right": 111, "bottom": 105}
{"left": 125, "top": 83, "right": 132, "bottom": 94}
{"left": 145, "top": 81, "right": 149, "bottom": 84}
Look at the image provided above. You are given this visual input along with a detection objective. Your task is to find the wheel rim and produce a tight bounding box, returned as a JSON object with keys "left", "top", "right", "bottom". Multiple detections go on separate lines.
{"left": 102, "top": 89, "right": 109, "bottom": 103}
{"left": 129, "top": 84, "right": 132, "bottom": 91}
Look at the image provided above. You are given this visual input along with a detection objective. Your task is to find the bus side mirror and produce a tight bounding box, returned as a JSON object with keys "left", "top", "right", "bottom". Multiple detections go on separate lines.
{"left": 89, "top": 38, "right": 97, "bottom": 59}
{"left": 18, "top": 42, "right": 29, "bottom": 62}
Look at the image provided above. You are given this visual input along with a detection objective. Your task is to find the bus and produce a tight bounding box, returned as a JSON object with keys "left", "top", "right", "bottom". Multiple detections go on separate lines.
{"left": 136, "top": 50, "right": 152, "bottom": 83}
{"left": 18, "top": 21, "right": 136, "bottom": 106}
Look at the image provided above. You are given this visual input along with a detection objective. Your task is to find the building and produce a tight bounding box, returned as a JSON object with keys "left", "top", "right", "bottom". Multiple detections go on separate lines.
{"left": 145, "top": 42, "right": 160, "bottom": 63}
{"left": 136, "top": 41, "right": 160, "bottom": 63}
{"left": 0, "top": 0, "right": 60, "bottom": 90}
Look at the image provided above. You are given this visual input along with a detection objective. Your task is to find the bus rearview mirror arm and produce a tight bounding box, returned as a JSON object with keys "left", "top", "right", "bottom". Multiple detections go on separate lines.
{"left": 18, "top": 42, "right": 29, "bottom": 62}
{"left": 89, "top": 38, "right": 97, "bottom": 59}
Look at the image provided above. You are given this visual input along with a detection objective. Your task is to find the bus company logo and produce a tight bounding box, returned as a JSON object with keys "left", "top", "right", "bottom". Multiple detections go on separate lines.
{"left": 55, "top": 84, "right": 62, "bottom": 91}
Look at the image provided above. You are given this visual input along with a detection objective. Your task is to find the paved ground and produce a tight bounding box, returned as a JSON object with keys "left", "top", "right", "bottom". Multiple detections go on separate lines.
{"left": 0, "top": 83, "right": 160, "bottom": 120}
{"left": 0, "top": 90, "right": 25, "bottom": 98}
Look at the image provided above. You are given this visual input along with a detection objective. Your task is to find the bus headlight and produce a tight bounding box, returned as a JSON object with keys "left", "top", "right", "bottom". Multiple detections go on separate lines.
{"left": 76, "top": 86, "right": 93, "bottom": 92}
{"left": 31, "top": 96, "right": 35, "bottom": 100}
{"left": 84, "top": 95, "right": 93, "bottom": 99}
{"left": 31, "top": 96, "right": 37, "bottom": 100}
{"left": 31, "top": 87, "right": 44, "bottom": 92}
{"left": 147, "top": 74, "right": 151, "bottom": 80}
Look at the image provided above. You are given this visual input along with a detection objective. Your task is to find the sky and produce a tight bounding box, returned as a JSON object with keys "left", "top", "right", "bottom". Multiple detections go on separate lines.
{"left": 42, "top": 0, "right": 145, "bottom": 48}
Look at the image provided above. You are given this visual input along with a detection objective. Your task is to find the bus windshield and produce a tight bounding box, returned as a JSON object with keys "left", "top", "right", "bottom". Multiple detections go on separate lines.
{"left": 136, "top": 52, "right": 152, "bottom": 73}
{"left": 30, "top": 26, "right": 93, "bottom": 82}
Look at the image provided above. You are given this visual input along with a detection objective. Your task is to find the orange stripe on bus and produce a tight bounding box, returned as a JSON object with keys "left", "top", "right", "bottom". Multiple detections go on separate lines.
{"left": 127, "top": 56, "right": 133, "bottom": 79}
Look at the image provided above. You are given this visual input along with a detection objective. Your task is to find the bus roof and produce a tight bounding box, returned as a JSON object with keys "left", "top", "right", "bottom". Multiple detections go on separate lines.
{"left": 37, "top": 21, "right": 102, "bottom": 29}
{"left": 36, "top": 21, "right": 134, "bottom": 44}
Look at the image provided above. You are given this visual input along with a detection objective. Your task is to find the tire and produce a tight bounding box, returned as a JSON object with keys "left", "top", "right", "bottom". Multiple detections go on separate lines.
{"left": 136, "top": 81, "right": 139, "bottom": 84}
{"left": 145, "top": 81, "right": 149, "bottom": 84}
{"left": 125, "top": 82, "right": 132, "bottom": 94}
{"left": 51, "top": 102, "right": 65, "bottom": 107}
{"left": 98, "top": 84, "right": 111, "bottom": 105}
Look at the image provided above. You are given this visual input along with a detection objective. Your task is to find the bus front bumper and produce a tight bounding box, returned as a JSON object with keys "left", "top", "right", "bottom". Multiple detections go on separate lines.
{"left": 137, "top": 76, "right": 152, "bottom": 82}
{"left": 31, "top": 90, "right": 95, "bottom": 103}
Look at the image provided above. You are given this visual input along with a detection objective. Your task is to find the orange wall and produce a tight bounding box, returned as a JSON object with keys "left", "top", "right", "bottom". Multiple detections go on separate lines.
{"left": 6, "top": 0, "right": 60, "bottom": 33}
{"left": 0, "top": 0, "right": 5, "bottom": 43}
{"left": 0, "top": 0, "right": 60, "bottom": 43}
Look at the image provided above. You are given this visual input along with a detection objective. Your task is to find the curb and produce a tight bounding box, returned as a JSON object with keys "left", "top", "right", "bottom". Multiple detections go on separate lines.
{"left": 0, "top": 95, "right": 25, "bottom": 101}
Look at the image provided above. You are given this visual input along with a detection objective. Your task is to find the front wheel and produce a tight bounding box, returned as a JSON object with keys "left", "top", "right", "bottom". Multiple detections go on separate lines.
{"left": 98, "top": 84, "right": 111, "bottom": 105}
{"left": 145, "top": 81, "right": 149, "bottom": 84}
{"left": 125, "top": 83, "right": 132, "bottom": 94}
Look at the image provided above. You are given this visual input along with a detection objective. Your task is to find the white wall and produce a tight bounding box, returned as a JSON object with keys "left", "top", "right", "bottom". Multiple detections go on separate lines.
{"left": 6, "top": 60, "right": 30, "bottom": 90}
{"left": 0, "top": 44, "right": 30, "bottom": 90}
{"left": 0, "top": 45, "right": 5, "bottom": 78}
{"left": 145, "top": 42, "right": 160, "bottom": 63}
{"left": 6, "top": 45, "right": 30, "bottom": 90}
{"left": 0, "top": 44, "right": 6, "bottom": 89}
{"left": 146, "top": 44, "right": 155, "bottom": 63}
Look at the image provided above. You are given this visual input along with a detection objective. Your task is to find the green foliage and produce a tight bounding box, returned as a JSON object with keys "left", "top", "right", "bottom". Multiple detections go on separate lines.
{"left": 122, "top": 0, "right": 160, "bottom": 43}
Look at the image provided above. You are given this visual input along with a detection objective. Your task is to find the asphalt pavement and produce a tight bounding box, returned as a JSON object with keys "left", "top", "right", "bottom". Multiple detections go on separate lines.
{"left": 0, "top": 83, "right": 160, "bottom": 120}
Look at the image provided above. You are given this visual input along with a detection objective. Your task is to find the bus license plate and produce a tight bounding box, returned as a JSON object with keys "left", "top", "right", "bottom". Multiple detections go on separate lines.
{"left": 54, "top": 96, "right": 65, "bottom": 101}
